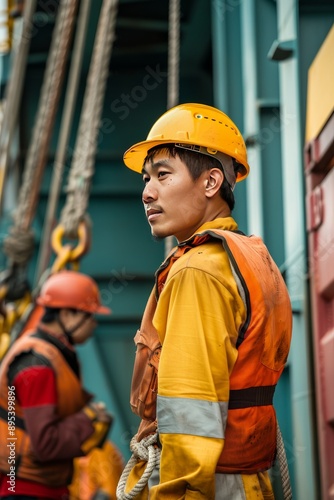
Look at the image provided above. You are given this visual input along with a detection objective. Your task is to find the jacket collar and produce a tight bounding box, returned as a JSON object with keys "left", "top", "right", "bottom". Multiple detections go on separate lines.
{"left": 155, "top": 217, "right": 239, "bottom": 297}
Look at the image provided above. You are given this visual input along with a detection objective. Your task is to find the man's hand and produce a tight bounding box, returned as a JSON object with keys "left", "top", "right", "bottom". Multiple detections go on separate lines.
{"left": 89, "top": 402, "right": 113, "bottom": 424}
{"left": 81, "top": 402, "right": 113, "bottom": 454}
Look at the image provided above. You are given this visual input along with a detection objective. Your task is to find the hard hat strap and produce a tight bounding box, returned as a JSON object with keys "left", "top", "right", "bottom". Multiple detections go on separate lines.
{"left": 56, "top": 311, "right": 91, "bottom": 344}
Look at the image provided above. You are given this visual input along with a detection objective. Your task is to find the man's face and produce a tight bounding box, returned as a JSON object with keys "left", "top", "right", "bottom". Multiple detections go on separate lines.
{"left": 142, "top": 151, "right": 208, "bottom": 242}
{"left": 61, "top": 309, "right": 97, "bottom": 345}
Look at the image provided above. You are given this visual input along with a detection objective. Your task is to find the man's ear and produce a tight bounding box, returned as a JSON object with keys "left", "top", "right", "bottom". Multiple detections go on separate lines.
{"left": 204, "top": 168, "right": 224, "bottom": 198}
{"left": 58, "top": 308, "right": 71, "bottom": 323}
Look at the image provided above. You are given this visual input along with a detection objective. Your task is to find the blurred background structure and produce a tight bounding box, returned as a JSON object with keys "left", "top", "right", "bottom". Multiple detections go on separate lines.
{"left": 0, "top": 1, "right": 333, "bottom": 498}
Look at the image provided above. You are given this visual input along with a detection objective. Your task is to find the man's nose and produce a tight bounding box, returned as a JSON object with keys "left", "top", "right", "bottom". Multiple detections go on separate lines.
{"left": 142, "top": 181, "right": 157, "bottom": 203}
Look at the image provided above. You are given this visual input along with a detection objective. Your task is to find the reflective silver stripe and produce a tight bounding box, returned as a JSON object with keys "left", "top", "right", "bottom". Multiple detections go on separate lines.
{"left": 157, "top": 395, "right": 228, "bottom": 438}
{"left": 230, "top": 262, "right": 247, "bottom": 311}
{"left": 215, "top": 473, "right": 246, "bottom": 500}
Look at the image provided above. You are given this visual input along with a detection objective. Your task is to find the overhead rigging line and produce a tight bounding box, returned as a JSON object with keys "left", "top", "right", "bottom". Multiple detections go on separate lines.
{"left": 167, "top": 0, "right": 180, "bottom": 111}
{"left": 165, "top": 0, "right": 180, "bottom": 258}
{"left": 58, "top": 0, "right": 119, "bottom": 241}
{"left": 2, "top": 0, "right": 79, "bottom": 271}
{"left": 35, "top": 0, "right": 93, "bottom": 285}
{"left": 0, "top": 0, "right": 79, "bottom": 360}
{"left": 0, "top": 0, "right": 37, "bottom": 215}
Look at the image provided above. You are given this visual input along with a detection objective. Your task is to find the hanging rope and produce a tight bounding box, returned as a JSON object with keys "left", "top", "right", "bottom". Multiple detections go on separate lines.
{"left": 116, "top": 433, "right": 160, "bottom": 500}
{"left": 1, "top": 0, "right": 119, "bottom": 355}
{"left": 59, "top": 0, "right": 119, "bottom": 239}
{"left": 35, "top": 0, "right": 93, "bottom": 284}
{"left": 165, "top": 0, "right": 180, "bottom": 257}
{"left": 276, "top": 422, "right": 293, "bottom": 499}
{"left": 0, "top": 0, "right": 79, "bottom": 360}
{"left": 0, "top": 0, "right": 37, "bottom": 214}
{"left": 167, "top": 0, "right": 180, "bottom": 111}
{"left": 3, "top": 0, "right": 79, "bottom": 269}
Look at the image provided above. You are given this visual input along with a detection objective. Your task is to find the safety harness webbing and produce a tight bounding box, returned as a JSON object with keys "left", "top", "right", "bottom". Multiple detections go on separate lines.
{"left": 229, "top": 385, "right": 276, "bottom": 409}
{"left": 0, "top": 406, "right": 25, "bottom": 430}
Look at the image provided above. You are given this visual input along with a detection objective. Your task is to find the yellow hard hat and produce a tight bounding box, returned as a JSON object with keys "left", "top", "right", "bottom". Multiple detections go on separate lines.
{"left": 123, "top": 103, "right": 250, "bottom": 183}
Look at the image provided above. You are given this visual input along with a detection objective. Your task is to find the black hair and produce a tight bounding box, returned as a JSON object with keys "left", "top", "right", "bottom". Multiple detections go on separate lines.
{"left": 145, "top": 144, "right": 238, "bottom": 211}
{"left": 41, "top": 307, "right": 85, "bottom": 324}
{"left": 41, "top": 307, "right": 60, "bottom": 323}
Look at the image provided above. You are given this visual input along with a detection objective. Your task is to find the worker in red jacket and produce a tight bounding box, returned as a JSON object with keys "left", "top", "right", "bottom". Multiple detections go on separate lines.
{"left": 0, "top": 270, "right": 112, "bottom": 500}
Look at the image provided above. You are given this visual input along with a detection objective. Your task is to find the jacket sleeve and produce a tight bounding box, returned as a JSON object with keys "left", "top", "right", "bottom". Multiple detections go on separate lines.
{"left": 14, "top": 363, "right": 94, "bottom": 461}
{"left": 150, "top": 265, "right": 245, "bottom": 499}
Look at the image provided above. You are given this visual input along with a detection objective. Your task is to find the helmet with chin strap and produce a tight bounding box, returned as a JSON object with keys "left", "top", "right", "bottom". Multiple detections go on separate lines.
{"left": 37, "top": 271, "right": 111, "bottom": 315}
{"left": 123, "top": 103, "right": 250, "bottom": 189}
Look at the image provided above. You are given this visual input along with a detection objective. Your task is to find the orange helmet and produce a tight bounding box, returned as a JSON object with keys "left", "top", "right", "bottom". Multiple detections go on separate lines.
{"left": 123, "top": 103, "right": 249, "bottom": 183}
{"left": 36, "top": 271, "right": 111, "bottom": 315}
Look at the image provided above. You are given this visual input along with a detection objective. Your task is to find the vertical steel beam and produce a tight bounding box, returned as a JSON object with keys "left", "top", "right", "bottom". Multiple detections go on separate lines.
{"left": 211, "top": 0, "right": 228, "bottom": 112}
{"left": 240, "top": 0, "right": 264, "bottom": 238}
{"left": 276, "top": 0, "right": 317, "bottom": 498}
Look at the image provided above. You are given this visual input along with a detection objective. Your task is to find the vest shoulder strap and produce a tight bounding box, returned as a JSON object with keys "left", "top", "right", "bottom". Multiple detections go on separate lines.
{"left": 32, "top": 330, "right": 81, "bottom": 379}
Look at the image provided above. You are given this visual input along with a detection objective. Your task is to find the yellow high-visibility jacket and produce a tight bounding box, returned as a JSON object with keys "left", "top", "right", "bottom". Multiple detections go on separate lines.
{"left": 126, "top": 217, "right": 292, "bottom": 499}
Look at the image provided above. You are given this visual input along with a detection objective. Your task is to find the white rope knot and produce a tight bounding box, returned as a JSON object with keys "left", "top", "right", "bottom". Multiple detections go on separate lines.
{"left": 130, "top": 433, "right": 159, "bottom": 462}
{"left": 116, "top": 432, "right": 160, "bottom": 500}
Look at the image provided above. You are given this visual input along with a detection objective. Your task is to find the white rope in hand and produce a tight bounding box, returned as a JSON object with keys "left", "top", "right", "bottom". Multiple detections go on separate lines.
{"left": 116, "top": 433, "right": 160, "bottom": 500}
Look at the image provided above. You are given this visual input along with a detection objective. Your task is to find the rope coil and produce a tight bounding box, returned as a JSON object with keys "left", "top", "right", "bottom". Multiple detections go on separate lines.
{"left": 116, "top": 433, "right": 160, "bottom": 500}
{"left": 3, "top": 227, "right": 35, "bottom": 266}
{"left": 116, "top": 426, "right": 292, "bottom": 500}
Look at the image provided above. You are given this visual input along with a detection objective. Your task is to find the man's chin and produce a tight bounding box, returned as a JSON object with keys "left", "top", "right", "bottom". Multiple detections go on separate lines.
{"left": 152, "top": 234, "right": 164, "bottom": 242}
{"left": 151, "top": 230, "right": 173, "bottom": 243}
{"left": 152, "top": 230, "right": 173, "bottom": 242}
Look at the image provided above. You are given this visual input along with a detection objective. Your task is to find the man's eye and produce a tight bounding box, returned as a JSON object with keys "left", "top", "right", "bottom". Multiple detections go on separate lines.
{"left": 143, "top": 176, "right": 150, "bottom": 184}
{"left": 158, "top": 171, "right": 169, "bottom": 178}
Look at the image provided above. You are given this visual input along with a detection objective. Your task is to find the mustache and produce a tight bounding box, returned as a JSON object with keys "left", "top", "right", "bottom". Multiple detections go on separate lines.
{"left": 144, "top": 204, "right": 163, "bottom": 214}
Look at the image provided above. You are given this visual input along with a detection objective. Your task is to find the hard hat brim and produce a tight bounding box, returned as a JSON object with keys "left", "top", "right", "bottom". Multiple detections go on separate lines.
{"left": 123, "top": 138, "right": 250, "bottom": 182}
{"left": 123, "top": 138, "right": 177, "bottom": 173}
{"left": 36, "top": 297, "right": 112, "bottom": 315}
{"left": 95, "top": 305, "right": 112, "bottom": 315}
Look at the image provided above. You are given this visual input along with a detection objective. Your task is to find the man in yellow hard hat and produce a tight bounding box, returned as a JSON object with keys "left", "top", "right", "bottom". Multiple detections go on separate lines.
{"left": 118, "top": 103, "right": 293, "bottom": 500}
{"left": 0, "top": 271, "right": 112, "bottom": 500}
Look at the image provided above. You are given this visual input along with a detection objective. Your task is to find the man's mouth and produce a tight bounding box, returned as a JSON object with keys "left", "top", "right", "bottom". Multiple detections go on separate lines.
{"left": 146, "top": 207, "right": 162, "bottom": 222}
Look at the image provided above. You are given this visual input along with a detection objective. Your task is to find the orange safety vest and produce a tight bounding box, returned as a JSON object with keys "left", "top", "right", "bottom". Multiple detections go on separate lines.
{"left": 0, "top": 331, "right": 91, "bottom": 486}
{"left": 130, "top": 229, "right": 292, "bottom": 473}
